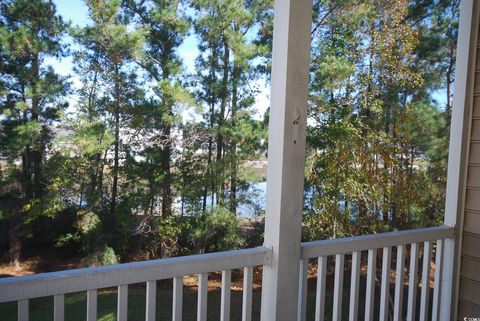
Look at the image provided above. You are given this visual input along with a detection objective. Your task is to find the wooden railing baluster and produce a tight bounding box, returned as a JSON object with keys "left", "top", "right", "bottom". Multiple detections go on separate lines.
{"left": 333, "top": 254, "right": 345, "bottom": 321}
{"left": 117, "top": 285, "right": 128, "bottom": 321}
{"left": 432, "top": 240, "right": 444, "bottom": 321}
{"left": 407, "top": 243, "right": 419, "bottom": 321}
{"left": 242, "top": 267, "right": 254, "bottom": 321}
{"left": 314, "top": 256, "right": 327, "bottom": 321}
{"left": 380, "top": 247, "right": 392, "bottom": 321}
{"left": 86, "top": 289, "right": 97, "bottom": 321}
{"left": 54, "top": 294, "right": 64, "bottom": 321}
{"left": 365, "top": 249, "right": 376, "bottom": 321}
{"left": 297, "top": 259, "right": 308, "bottom": 321}
{"left": 17, "top": 299, "right": 28, "bottom": 321}
{"left": 394, "top": 245, "right": 406, "bottom": 321}
{"left": 221, "top": 270, "right": 231, "bottom": 321}
{"left": 172, "top": 276, "right": 183, "bottom": 321}
{"left": 197, "top": 273, "right": 208, "bottom": 321}
{"left": 146, "top": 281, "right": 156, "bottom": 321}
{"left": 420, "top": 241, "right": 432, "bottom": 321}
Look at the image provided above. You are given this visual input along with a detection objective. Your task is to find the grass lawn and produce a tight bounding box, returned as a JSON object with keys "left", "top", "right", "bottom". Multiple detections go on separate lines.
{"left": 0, "top": 271, "right": 263, "bottom": 321}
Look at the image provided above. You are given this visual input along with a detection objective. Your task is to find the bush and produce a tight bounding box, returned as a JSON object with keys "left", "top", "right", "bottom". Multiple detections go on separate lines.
{"left": 86, "top": 245, "right": 118, "bottom": 267}
{"left": 147, "top": 216, "right": 185, "bottom": 258}
{"left": 190, "top": 206, "right": 243, "bottom": 253}
{"left": 75, "top": 210, "right": 102, "bottom": 253}
{"left": 243, "top": 215, "right": 264, "bottom": 248}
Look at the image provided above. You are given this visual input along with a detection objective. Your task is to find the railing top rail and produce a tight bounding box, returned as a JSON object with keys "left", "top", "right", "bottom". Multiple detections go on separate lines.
{"left": 301, "top": 225, "right": 455, "bottom": 259}
{"left": 0, "top": 246, "right": 271, "bottom": 303}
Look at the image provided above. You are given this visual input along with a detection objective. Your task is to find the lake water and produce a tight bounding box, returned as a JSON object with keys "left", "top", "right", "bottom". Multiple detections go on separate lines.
{"left": 235, "top": 182, "right": 347, "bottom": 218}
{"left": 237, "top": 181, "right": 267, "bottom": 217}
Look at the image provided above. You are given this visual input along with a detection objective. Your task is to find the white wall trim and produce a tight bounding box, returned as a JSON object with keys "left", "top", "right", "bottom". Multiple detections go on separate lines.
{"left": 441, "top": 1, "right": 479, "bottom": 320}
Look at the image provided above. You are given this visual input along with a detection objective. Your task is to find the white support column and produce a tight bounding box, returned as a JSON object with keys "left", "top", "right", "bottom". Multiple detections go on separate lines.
{"left": 440, "top": 1, "right": 479, "bottom": 321}
{"left": 260, "top": 0, "right": 312, "bottom": 320}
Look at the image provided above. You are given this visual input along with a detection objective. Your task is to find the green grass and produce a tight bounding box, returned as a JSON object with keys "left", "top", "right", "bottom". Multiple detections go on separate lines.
{"left": 0, "top": 279, "right": 262, "bottom": 321}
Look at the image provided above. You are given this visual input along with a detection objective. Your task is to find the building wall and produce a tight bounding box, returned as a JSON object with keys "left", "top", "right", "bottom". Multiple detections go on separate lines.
{"left": 458, "top": 13, "right": 480, "bottom": 319}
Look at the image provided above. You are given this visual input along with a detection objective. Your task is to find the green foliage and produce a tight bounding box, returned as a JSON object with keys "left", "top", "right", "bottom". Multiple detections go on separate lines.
{"left": 304, "top": 0, "right": 457, "bottom": 239}
{"left": 190, "top": 207, "right": 243, "bottom": 253}
{"left": 75, "top": 210, "right": 103, "bottom": 253}
{"left": 86, "top": 245, "right": 119, "bottom": 267}
{"left": 191, "top": 0, "right": 271, "bottom": 211}
{"left": 9, "top": 121, "right": 43, "bottom": 152}
{"left": 55, "top": 233, "right": 80, "bottom": 249}
{"left": 0, "top": 0, "right": 70, "bottom": 265}
{"left": 76, "top": 211, "right": 101, "bottom": 236}
{"left": 0, "top": 0, "right": 459, "bottom": 268}
{"left": 154, "top": 216, "right": 184, "bottom": 258}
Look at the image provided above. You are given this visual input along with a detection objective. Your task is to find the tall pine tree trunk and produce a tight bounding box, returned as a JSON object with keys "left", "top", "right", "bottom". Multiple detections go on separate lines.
{"left": 229, "top": 63, "right": 240, "bottom": 213}
{"left": 161, "top": 124, "right": 172, "bottom": 216}
{"left": 9, "top": 212, "right": 21, "bottom": 270}
{"left": 202, "top": 139, "right": 210, "bottom": 213}
{"left": 205, "top": 45, "right": 218, "bottom": 211}
{"left": 446, "top": 43, "right": 455, "bottom": 127}
{"left": 203, "top": 100, "right": 215, "bottom": 213}
{"left": 110, "top": 65, "right": 121, "bottom": 217}
{"left": 216, "top": 39, "right": 229, "bottom": 205}
{"left": 87, "top": 71, "right": 100, "bottom": 208}
{"left": 161, "top": 58, "right": 173, "bottom": 217}
{"left": 31, "top": 54, "right": 43, "bottom": 199}
{"left": 12, "top": 52, "right": 41, "bottom": 267}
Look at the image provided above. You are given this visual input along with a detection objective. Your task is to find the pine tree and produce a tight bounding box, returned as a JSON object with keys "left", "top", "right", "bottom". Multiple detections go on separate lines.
{"left": 125, "top": 0, "right": 190, "bottom": 217}
{"left": 193, "top": 0, "right": 270, "bottom": 211}
{"left": 75, "top": 0, "right": 145, "bottom": 228}
{"left": 0, "top": 0, "right": 69, "bottom": 267}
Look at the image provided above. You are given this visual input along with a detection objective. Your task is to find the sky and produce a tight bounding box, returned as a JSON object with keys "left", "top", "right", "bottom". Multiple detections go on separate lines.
{"left": 49, "top": 0, "right": 270, "bottom": 120}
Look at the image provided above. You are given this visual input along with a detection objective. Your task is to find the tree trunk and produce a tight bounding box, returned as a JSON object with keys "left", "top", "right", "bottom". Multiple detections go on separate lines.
{"left": 229, "top": 63, "right": 240, "bottom": 213}
{"left": 446, "top": 46, "right": 454, "bottom": 127}
{"left": 203, "top": 101, "right": 214, "bottom": 213}
{"left": 204, "top": 45, "right": 218, "bottom": 212}
{"left": 161, "top": 52, "right": 173, "bottom": 217}
{"left": 87, "top": 153, "right": 101, "bottom": 207}
{"left": 216, "top": 39, "right": 229, "bottom": 205}
{"left": 14, "top": 51, "right": 41, "bottom": 267}
{"left": 110, "top": 65, "right": 121, "bottom": 217}
{"left": 31, "top": 54, "right": 44, "bottom": 199}
{"left": 9, "top": 212, "right": 22, "bottom": 270}
{"left": 99, "top": 149, "right": 108, "bottom": 205}
{"left": 161, "top": 125, "right": 172, "bottom": 216}
{"left": 204, "top": 135, "right": 213, "bottom": 213}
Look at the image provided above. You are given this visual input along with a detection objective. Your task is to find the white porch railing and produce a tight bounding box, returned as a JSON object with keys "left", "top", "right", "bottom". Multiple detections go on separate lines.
{"left": 0, "top": 246, "right": 271, "bottom": 321}
{"left": 0, "top": 226, "right": 454, "bottom": 321}
{"left": 297, "top": 225, "right": 455, "bottom": 321}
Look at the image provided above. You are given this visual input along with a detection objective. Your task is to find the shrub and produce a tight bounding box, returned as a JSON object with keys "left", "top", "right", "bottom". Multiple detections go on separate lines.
{"left": 86, "top": 245, "right": 118, "bottom": 266}
{"left": 190, "top": 206, "right": 243, "bottom": 253}
{"left": 75, "top": 210, "right": 102, "bottom": 253}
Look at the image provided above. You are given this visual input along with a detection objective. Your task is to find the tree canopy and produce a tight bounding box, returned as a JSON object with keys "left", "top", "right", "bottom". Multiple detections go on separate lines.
{"left": 0, "top": 0, "right": 459, "bottom": 266}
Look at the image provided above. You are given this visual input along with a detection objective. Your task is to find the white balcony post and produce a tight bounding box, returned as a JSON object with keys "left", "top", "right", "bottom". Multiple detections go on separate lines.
{"left": 260, "top": 0, "right": 312, "bottom": 320}
{"left": 440, "top": 1, "right": 479, "bottom": 321}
